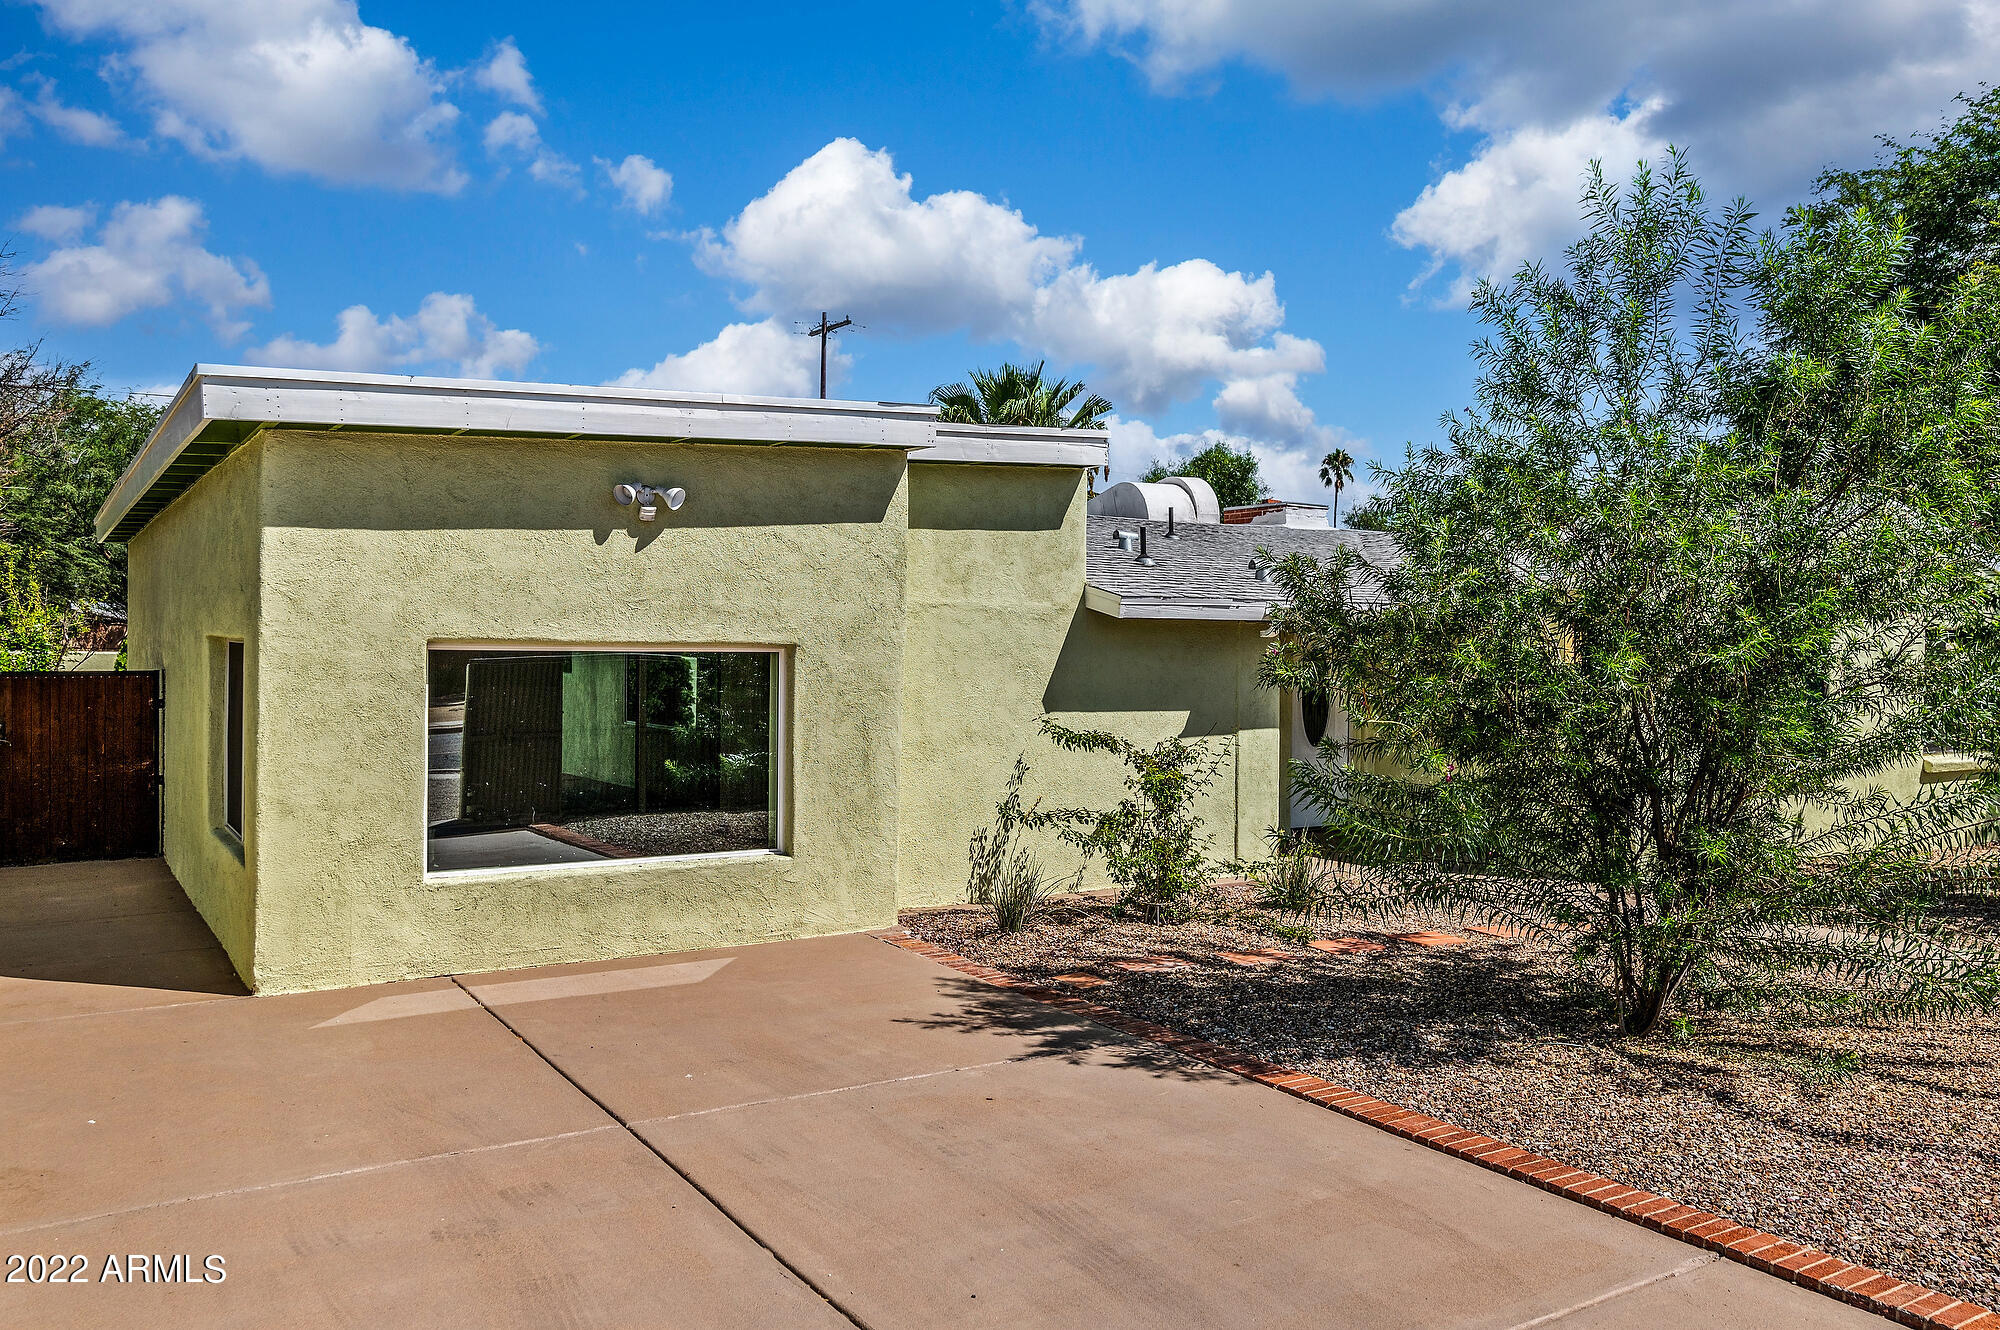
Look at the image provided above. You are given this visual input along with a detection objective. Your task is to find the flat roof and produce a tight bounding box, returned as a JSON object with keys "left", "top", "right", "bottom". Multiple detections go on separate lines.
{"left": 96, "top": 365, "right": 1110, "bottom": 543}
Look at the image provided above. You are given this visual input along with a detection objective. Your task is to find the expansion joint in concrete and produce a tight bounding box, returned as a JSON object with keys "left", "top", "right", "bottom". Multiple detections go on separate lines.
{"left": 446, "top": 973, "right": 879, "bottom": 1330}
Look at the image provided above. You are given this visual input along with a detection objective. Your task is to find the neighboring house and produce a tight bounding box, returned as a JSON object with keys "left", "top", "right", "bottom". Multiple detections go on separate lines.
{"left": 68, "top": 602, "right": 126, "bottom": 671}
{"left": 96, "top": 366, "right": 1378, "bottom": 993}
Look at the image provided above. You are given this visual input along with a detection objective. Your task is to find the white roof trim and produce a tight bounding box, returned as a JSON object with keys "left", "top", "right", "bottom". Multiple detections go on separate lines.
{"left": 96, "top": 365, "right": 1109, "bottom": 541}
{"left": 916, "top": 422, "right": 1110, "bottom": 468}
{"left": 1083, "top": 583, "right": 1269, "bottom": 622}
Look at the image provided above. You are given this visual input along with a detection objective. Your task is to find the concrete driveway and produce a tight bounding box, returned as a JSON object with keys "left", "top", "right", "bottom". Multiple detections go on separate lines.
{"left": 0, "top": 859, "right": 1881, "bottom": 1329}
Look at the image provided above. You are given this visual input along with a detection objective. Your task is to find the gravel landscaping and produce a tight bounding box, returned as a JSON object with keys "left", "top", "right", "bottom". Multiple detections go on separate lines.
{"left": 557, "top": 810, "right": 770, "bottom": 857}
{"left": 903, "top": 884, "right": 2000, "bottom": 1311}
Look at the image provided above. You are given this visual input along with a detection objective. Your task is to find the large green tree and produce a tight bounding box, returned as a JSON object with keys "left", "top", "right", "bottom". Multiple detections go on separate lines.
{"left": 1814, "top": 86, "right": 1999, "bottom": 318}
{"left": 929, "top": 361, "right": 1112, "bottom": 429}
{"left": 1142, "top": 440, "right": 1265, "bottom": 508}
{"left": 1264, "top": 153, "right": 2000, "bottom": 1036}
{"left": 2, "top": 390, "right": 161, "bottom": 608}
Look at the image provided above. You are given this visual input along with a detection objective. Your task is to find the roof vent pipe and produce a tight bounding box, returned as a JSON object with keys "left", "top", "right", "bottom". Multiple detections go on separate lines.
{"left": 1113, "top": 528, "right": 1137, "bottom": 551}
{"left": 1250, "top": 556, "right": 1273, "bottom": 584}
{"left": 1138, "top": 526, "right": 1156, "bottom": 567}
{"left": 1166, "top": 510, "right": 1178, "bottom": 539}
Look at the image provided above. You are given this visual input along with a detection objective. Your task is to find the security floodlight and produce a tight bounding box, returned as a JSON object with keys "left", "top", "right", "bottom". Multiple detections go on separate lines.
{"left": 613, "top": 482, "right": 686, "bottom": 521}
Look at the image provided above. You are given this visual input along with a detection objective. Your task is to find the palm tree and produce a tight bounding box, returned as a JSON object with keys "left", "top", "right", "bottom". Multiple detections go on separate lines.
{"left": 1318, "top": 447, "right": 1355, "bottom": 526}
{"left": 929, "top": 361, "right": 1112, "bottom": 430}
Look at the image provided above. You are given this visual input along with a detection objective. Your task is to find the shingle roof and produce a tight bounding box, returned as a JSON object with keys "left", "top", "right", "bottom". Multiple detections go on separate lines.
{"left": 1084, "top": 515, "right": 1399, "bottom": 620}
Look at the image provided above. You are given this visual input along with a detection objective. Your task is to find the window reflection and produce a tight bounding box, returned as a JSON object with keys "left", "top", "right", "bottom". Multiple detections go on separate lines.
{"left": 427, "top": 649, "right": 777, "bottom": 872}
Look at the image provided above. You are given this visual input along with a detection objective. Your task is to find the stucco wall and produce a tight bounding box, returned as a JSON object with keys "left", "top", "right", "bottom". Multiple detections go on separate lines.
{"left": 132, "top": 432, "right": 1287, "bottom": 989}
{"left": 246, "top": 430, "right": 910, "bottom": 991}
{"left": 126, "top": 439, "right": 261, "bottom": 978}
{"left": 897, "top": 463, "right": 1280, "bottom": 907}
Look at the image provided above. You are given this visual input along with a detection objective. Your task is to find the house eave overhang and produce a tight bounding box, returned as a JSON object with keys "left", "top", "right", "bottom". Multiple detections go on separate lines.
{"left": 1082, "top": 583, "right": 1273, "bottom": 622}
{"left": 96, "top": 365, "right": 1111, "bottom": 543}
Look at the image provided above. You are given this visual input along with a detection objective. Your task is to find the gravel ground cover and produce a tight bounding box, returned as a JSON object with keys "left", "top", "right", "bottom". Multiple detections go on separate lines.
{"left": 903, "top": 886, "right": 2000, "bottom": 1309}
{"left": 557, "top": 810, "right": 769, "bottom": 857}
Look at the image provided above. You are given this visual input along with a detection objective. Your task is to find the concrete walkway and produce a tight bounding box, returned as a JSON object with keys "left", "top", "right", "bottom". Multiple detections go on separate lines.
{"left": 0, "top": 860, "right": 1883, "bottom": 1329}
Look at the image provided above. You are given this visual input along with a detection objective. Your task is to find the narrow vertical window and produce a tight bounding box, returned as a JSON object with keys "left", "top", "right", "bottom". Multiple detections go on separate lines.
{"left": 224, "top": 640, "right": 245, "bottom": 836}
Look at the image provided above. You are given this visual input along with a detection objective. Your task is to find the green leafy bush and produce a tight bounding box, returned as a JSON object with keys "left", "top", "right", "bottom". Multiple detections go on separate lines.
{"left": 1022, "top": 719, "right": 1221, "bottom": 923}
{"left": 0, "top": 551, "right": 79, "bottom": 670}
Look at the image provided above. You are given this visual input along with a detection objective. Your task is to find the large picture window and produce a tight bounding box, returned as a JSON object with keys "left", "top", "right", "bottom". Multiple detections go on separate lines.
{"left": 426, "top": 648, "right": 780, "bottom": 873}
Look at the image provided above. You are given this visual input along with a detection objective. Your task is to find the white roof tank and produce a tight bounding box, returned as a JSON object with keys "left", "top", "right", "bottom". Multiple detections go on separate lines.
{"left": 1088, "top": 476, "right": 1223, "bottom": 523}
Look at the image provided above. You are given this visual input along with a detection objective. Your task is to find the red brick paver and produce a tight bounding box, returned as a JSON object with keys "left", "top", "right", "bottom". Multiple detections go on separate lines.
{"left": 1216, "top": 949, "right": 1291, "bottom": 966}
{"left": 1308, "top": 937, "right": 1386, "bottom": 955}
{"left": 1393, "top": 931, "right": 1470, "bottom": 946}
{"left": 875, "top": 927, "right": 1992, "bottom": 1330}
{"left": 1109, "top": 956, "right": 1192, "bottom": 973}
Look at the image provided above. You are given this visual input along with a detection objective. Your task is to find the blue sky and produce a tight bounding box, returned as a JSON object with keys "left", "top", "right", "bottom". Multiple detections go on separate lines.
{"left": 5, "top": 1, "right": 1995, "bottom": 502}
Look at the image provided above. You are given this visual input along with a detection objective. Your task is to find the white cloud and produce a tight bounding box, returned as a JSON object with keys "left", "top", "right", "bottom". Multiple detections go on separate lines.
{"left": 472, "top": 37, "right": 540, "bottom": 115}
{"left": 22, "top": 196, "right": 268, "bottom": 337}
{"left": 696, "top": 138, "right": 1077, "bottom": 338}
{"left": 613, "top": 318, "right": 835, "bottom": 399}
{"left": 1213, "top": 373, "right": 1351, "bottom": 453}
{"left": 600, "top": 153, "right": 672, "bottom": 215}
{"left": 33, "top": 0, "right": 464, "bottom": 192}
{"left": 1027, "top": 259, "right": 1322, "bottom": 414}
{"left": 483, "top": 110, "right": 578, "bottom": 189}
{"left": 253, "top": 292, "right": 540, "bottom": 379}
{"left": 17, "top": 75, "right": 127, "bottom": 146}
{"left": 697, "top": 138, "right": 1341, "bottom": 429}
{"left": 15, "top": 203, "right": 95, "bottom": 243}
{"left": 0, "top": 87, "right": 24, "bottom": 148}
{"left": 482, "top": 110, "right": 537, "bottom": 155}
{"left": 1040, "top": 0, "right": 2000, "bottom": 296}
{"left": 1391, "top": 103, "right": 1666, "bottom": 304}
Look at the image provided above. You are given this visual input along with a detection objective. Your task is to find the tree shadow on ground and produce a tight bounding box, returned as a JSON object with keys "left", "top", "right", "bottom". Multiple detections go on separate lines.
{"left": 1603, "top": 1031, "right": 2000, "bottom": 1165}
{"left": 894, "top": 973, "right": 1239, "bottom": 1086}
{"left": 1007, "top": 941, "right": 1609, "bottom": 1075}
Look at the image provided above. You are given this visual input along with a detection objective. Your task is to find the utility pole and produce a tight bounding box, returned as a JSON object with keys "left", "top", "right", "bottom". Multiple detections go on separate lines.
{"left": 801, "top": 311, "right": 852, "bottom": 399}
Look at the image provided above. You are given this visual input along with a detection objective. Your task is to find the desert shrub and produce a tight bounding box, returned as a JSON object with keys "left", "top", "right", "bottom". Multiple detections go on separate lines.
{"left": 968, "top": 758, "right": 1056, "bottom": 931}
{"left": 1022, "top": 719, "right": 1222, "bottom": 923}
{"left": 1255, "top": 831, "right": 1321, "bottom": 913}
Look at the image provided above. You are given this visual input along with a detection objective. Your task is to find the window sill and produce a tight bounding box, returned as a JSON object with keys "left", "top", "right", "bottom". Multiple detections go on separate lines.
{"left": 423, "top": 846, "right": 788, "bottom": 884}
{"left": 1921, "top": 753, "right": 1992, "bottom": 783}
{"left": 212, "top": 825, "right": 245, "bottom": 863}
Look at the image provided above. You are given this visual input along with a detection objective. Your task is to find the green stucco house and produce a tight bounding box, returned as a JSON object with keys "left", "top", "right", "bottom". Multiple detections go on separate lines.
{"left": 98, "top": 365, "right": 1382, "bottom": 992}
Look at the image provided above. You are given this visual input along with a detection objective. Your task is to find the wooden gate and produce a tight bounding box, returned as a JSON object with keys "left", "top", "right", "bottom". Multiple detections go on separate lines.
{"left": 0, "top": 671, "right": 161, "bottom": 865}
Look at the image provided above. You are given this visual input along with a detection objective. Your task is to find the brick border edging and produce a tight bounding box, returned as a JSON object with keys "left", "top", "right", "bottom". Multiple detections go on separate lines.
{"left": 876, "top": 927, "right": 1993, "bottom": 1330}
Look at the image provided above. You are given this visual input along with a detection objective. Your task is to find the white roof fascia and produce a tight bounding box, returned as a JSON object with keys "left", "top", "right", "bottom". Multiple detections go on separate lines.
{"left": 96, "top": 369, "right": 212, "bottom": 542}
{"left": 97, "top": 365, "right": 1107, "bottom": 542}
{"left": 1081, "top": 584, "right": 1270, "bottom": 622}
{"left": 917, "top": 423, "right": 1109, "bottom": 468}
